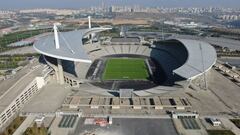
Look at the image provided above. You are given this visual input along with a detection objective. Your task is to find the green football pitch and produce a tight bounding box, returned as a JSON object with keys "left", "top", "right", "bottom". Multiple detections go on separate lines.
{"left": 103, "top": 58, "right": 149, "bottom": 80}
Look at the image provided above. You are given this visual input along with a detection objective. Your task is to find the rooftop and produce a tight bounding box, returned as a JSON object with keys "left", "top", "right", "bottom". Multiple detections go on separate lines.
{"left": 173, "top": 39, "right": 217, "bottom": 79}
{"left": 0, "top": 64, "right": 45, "bottom": 113}
{"left": 34, "top": 27, "right": 111, "bottom": 63}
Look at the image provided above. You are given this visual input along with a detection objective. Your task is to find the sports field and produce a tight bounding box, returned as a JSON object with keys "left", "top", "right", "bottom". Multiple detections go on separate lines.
{"left": 103, "top": 58, "right": 149, "bottom": 80}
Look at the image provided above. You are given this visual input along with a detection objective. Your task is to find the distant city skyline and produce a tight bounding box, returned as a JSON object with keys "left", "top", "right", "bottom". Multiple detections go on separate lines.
{"left": 0, "top": 0, "right": 240, "bottom": 9}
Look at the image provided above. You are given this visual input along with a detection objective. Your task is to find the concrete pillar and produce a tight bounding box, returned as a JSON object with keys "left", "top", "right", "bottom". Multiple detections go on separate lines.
{"left": 57, "top": 59, "right": 64, "bottom": 85}
{"left": 55, "top": 69, "right": 59, "bottom": 83}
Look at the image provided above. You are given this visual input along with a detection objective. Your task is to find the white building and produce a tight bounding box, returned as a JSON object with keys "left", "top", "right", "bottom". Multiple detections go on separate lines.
{"left": 209, "top": 118, "right": 221, "bottom": 126}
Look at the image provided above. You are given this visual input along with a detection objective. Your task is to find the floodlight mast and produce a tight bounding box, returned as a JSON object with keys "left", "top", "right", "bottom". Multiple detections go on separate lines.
{"left": 53, "top": 23, "right": 60, "bottom": 49}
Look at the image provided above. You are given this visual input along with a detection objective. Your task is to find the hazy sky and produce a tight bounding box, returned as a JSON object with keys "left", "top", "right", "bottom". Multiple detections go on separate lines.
{"left": 1, "top": 0, "right": 240, "bottom": 9}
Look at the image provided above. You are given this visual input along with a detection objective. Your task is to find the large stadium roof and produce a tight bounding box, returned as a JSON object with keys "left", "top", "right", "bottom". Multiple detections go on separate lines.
{"left": 34, "top": 27, "right": 216, "bottom": 80}
{"left": 34, "top": 27, "right": 111, "bottom": 63}
{"left": 173, "top": 39, "right": 217, "bottom": 79}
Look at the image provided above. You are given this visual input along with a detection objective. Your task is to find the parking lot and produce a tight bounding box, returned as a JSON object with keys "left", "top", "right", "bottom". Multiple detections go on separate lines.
{"left": 58, "top": 115, "right": 78, "bottom": 128}
{"left": 180, "top": 118, "right": 200, "bottom": 130}
{"left": 72, "top": 118, "right": 178, "bottom": 135}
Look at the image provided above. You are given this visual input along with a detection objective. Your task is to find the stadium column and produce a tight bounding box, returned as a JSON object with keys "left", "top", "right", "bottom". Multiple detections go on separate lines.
{"left": 55, "top": 69, "right": 59, "bottom": 83}
{"left": 57, "top": 59, "right": 64, "bottom": 85}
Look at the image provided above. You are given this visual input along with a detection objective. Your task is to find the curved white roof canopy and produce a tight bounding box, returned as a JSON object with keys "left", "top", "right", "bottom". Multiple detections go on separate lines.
{"left": 173, "top": 39, "right": 217, "bottom": 79}
{"left": 34, "top": 28, "right": 216, "bottom": 79}
{"left": 34, "top": 27, "right": 111, "bottom": 63}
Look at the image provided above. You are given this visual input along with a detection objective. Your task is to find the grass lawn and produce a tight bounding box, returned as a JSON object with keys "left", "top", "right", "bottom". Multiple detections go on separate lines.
{"left": 207, "top": 130, "right": 235, "bottom": 135}
{"left": 0, "top": 116, "right": 26, "bottom": 135}
{"left": 103, "top": 58, "right": 149, "bottom": 80}
{"left": 0, "top": 29, "right": 51, "bottom": 52}
{"left": 23, "top": 122, "right": 48, "bottom": 135}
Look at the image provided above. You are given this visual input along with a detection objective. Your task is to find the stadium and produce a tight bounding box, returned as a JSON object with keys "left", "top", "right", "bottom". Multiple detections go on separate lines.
{"left": 33, "top": 20, "right": 217, "bottom": 96}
